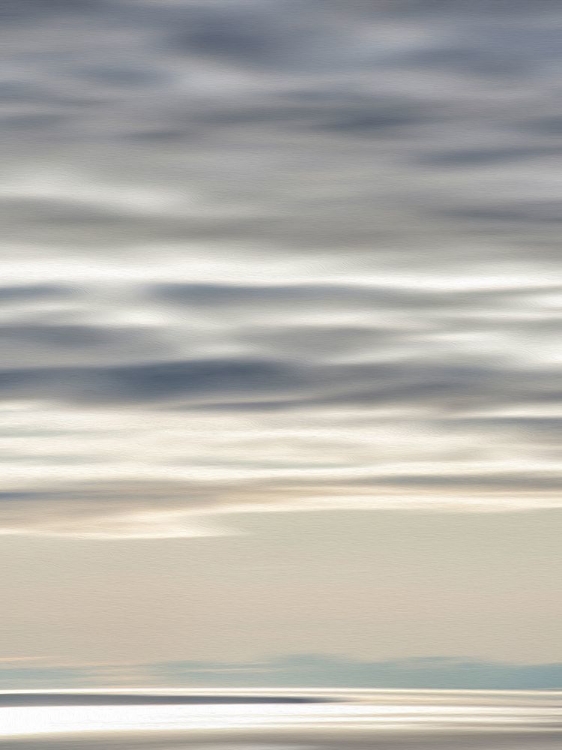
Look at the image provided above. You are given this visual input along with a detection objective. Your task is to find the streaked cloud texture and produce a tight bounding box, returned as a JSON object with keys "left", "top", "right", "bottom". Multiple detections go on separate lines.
{"left": 0, "top": 0, "right": 560, "bottom": 538}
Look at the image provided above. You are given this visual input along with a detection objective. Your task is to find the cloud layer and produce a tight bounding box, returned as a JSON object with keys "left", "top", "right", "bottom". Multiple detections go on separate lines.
{"left": 0, "top": 0, "right": 560, "bottom": 536}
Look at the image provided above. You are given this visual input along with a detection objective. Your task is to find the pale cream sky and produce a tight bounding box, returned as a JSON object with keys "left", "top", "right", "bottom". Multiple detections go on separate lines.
{"left": 1, "top": 510, "right": 561, "bottom": 668}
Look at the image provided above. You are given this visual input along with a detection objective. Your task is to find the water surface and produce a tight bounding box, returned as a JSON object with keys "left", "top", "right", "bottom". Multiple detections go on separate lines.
{"left": 0, "top": 689, "right": 560, "bottom": 750}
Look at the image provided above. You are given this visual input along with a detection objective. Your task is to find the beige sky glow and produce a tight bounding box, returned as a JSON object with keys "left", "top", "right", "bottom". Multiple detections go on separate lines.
{"left": 1, "top": 511, "right": 561, "bottom": 667}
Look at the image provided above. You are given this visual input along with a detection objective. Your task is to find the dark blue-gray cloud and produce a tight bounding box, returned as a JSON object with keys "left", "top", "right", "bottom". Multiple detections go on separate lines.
{"left": 0, "top": 356, "right": 559, "bottom": 412}
{"left": 419, "top": 146, "right": 562, "bottom": 166}
{"left": 0, "top": 0, "right": 103, "bottom": 24}
{"left": 0, "top": 285, "right": 72, "bottom": 305}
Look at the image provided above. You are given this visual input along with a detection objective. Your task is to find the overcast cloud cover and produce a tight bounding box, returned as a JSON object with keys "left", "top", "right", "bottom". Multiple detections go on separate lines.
{"left": 1, "top": 0, "right": 561, "bottom": 537}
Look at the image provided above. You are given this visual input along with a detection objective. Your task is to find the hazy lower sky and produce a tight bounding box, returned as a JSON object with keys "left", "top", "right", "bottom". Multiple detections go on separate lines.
{"left": 2, "top": 511, "right": 562, "bottom": 668}
{"left": 0, "top": 0, "right": 561, "bottom": 685}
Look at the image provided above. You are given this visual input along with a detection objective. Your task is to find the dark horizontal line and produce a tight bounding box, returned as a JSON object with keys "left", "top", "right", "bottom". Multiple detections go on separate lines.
{"left": 0, "top": 693, "right": 336, "bottom": 707}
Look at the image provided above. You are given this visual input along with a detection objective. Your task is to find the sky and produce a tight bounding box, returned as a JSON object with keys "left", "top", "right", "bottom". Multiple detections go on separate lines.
{"left": 0, "top": 0, "right": 561, "bottom": 688}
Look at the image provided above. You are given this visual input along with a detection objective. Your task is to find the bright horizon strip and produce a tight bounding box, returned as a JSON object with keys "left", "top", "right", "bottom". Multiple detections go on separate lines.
{"left": 1, "top": 691, "right": 562, "bottom": 737}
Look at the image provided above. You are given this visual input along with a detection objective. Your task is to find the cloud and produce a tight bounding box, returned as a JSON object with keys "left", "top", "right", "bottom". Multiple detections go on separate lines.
{"left": 0, "top": 355, "right": 559, "bottom": 412}
{"left": 0, "top": 0, "right": 102, "bottom": 24}
{"left": 419, "top": 146, "right": 562, "bottom": 166}
{"left": 444, "top": 202, "right": 562, "bottom": 224}
{"left": 0, "top": 323, "right": 175, "bottom": 369}
{"left": 0, "top": 470, "right": 559, "bottom": 538}
{"left": 526, "top": 115, "right": 562, "bottom": 135}
{"left": 0, "top": 272, "right": 560, "bottom": 536}
{"left": 171, "top": 5, "right": 310, "bottom": 69}
{"left": 0, "top": 358, "right": 304, "bottom": 405}
{"left": 0, "top": 285, "right": 72, "bottom": 305}
{"left": 0, "top": 480, "right": 238, "bottom": 539}
{"left": 0, "top": 0, "right": 560, "bottom": 536}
